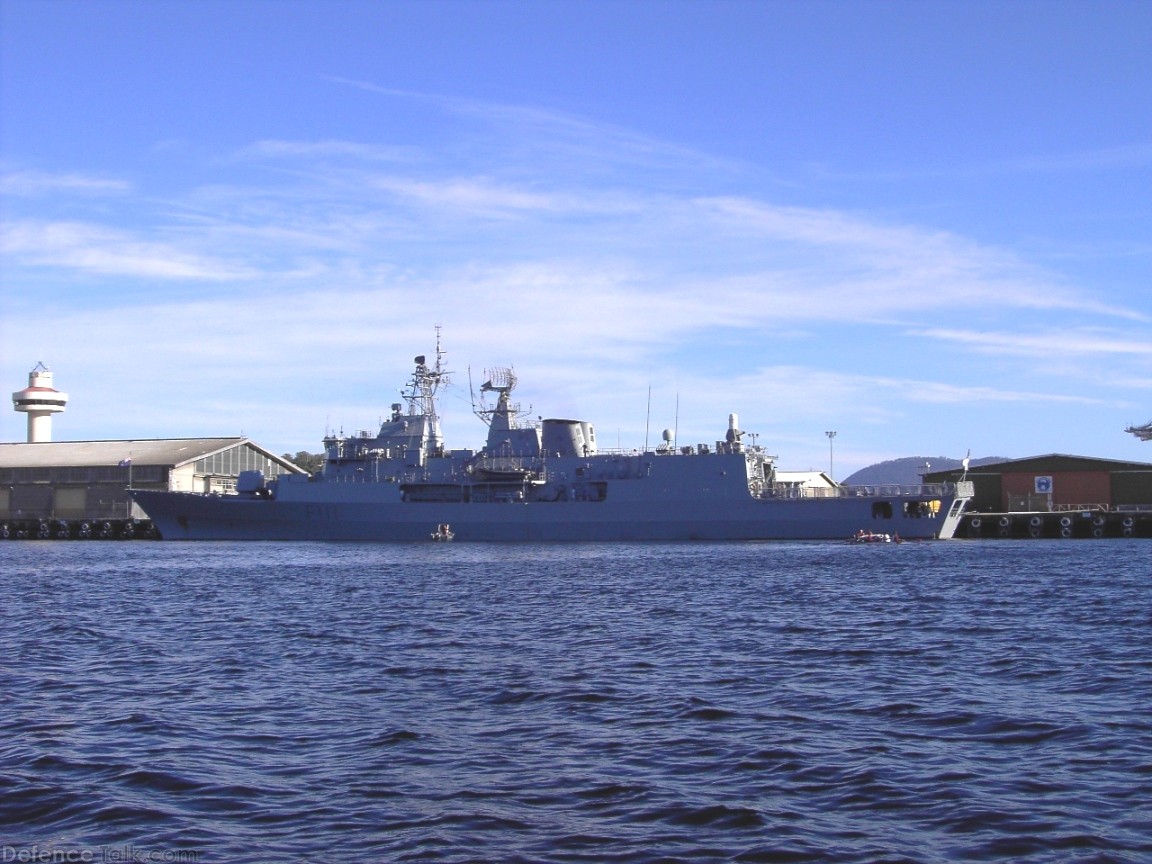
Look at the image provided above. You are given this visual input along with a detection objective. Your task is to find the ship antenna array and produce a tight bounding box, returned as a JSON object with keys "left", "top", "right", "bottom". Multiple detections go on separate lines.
{"left": 403, "top": 326, "right": 450, "bottom": 418}
{"left": 1126, "top": 420, "right": 1152, "bottom": 441}
{"left": 469, "top": 365, "right": 531, "bottom": 428}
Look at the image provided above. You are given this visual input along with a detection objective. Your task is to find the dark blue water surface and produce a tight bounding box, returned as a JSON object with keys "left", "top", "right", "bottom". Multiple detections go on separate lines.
{"left": 2, "top": 540, "right": 1151, "bottom": 863}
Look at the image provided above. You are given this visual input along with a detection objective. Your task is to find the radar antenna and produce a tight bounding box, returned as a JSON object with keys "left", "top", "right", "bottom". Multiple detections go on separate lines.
{"left": 469, "top": 366, "right": 531, "bottom": 429}
{"left": 1126, "top": 421, "right": 1152, "bottom": 442}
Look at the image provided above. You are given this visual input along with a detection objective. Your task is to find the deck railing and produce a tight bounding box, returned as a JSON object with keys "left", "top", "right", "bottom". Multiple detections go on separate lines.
{"left": 763, "top": 483, "right": 954, "bottom": 500}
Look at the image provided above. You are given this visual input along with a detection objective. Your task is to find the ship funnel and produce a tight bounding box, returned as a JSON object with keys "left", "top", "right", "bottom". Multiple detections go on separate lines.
{"left": 542, "top": 418, "right": 597, "bottom": 457}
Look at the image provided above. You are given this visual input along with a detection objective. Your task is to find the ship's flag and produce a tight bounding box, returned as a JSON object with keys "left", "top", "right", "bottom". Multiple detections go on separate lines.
{"left": 118, "top": 456, "right": 132, "bottom": 467}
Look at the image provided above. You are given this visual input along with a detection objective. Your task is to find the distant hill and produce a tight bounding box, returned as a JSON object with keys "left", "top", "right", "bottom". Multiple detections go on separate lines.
{"left": 841, "top": 456, "right": 1009, "bottom": 486}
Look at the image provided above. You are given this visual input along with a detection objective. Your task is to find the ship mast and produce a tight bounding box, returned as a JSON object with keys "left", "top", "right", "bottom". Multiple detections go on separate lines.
{"left": 403, "top": 326, "right": 449, "bottom": 420}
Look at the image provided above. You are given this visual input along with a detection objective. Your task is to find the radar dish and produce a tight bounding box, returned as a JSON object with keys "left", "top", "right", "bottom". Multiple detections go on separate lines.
{"left": 480, "top": 367, "right": 517, "bottom": 394}
{"left": 471, "top": 366, "right": 530, "bottom": 429}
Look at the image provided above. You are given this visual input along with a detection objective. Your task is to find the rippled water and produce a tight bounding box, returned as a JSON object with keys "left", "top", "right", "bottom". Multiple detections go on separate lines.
{"left": 2, "top": 540, "right": 1151, "bottom": 863}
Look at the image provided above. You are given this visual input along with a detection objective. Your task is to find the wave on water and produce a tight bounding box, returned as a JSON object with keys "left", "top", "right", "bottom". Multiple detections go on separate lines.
{"left": 2, "top": 540, "right": 1151, "bottom": 863}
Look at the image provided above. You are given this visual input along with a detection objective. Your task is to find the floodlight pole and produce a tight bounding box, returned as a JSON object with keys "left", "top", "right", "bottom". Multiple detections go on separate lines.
{"left": 825, "top": 431, "right": 837, "bottom": 482}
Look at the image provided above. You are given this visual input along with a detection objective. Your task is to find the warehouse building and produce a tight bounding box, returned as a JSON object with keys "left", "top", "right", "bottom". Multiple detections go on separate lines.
{"left": 924, "top": 454, "right": 1152, "bottom": 514}
{"left": 0, "top": 438, "right": 305, "bottom": 521}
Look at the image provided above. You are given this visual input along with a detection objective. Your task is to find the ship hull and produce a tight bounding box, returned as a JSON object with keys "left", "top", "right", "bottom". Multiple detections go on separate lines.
{"left": 132, "top": 489, "right": 955, "bottom": 542}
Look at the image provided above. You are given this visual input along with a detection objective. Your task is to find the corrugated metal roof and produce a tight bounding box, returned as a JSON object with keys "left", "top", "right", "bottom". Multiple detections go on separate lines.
{"left": 986, "top": 453, "right": 1152, "bottom": 472}
{"left": 0, "top": 438, "right": 303, "bottom": 471}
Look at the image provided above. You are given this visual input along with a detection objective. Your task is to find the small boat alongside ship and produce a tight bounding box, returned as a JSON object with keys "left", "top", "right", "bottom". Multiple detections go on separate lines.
{"left": 132, "top": 336, "right": 972, "bottom": 542}
{"left": 850, "top": 530, "right": 902, "bottom": 544}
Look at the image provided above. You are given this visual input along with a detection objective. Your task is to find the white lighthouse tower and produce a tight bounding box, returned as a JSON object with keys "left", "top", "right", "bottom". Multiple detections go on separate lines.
{"left": 12, "top": 362, "right": 69, "bottom": 443}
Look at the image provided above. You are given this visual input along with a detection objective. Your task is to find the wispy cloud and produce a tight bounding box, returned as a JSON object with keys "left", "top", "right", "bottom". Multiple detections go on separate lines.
{"left": 3, "top": 88, "right": 1147, "bottom": 466}
{"left": 810, "top": 141, "right": 1152, "bottom": 185}
{"left": 5, "top": 157, "right": 1144, "bottom": 334}
{"left": 0, "top": 170, "right": 130, "bottom": 196}
{"left": 916, "top": 327, "right": 1152, "bottom": 359}
{"left": 689, "top": 197, "right": 1145, "bottom": 322}
{"left": 242, "top": 139, "right": 421, "bottom": 163}
{"left": 367, "top": 175, "right": 580, "bottom": 216}
{"left": 732, "top": 365, "right": 1109, "bottom": 412}
{"left": 320, "top": 76, "right": 747, "bottom": 185}
{"left": 1009, "top": 142, "right": 1152, "bottom": 174}
{"left": 0, "top": 220, "right": 257, "bottom": 281}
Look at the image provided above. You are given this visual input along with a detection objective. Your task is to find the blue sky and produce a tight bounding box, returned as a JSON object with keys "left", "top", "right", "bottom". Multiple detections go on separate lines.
{"left": 2, "top": 0, "right": 1150, "bottom": 476}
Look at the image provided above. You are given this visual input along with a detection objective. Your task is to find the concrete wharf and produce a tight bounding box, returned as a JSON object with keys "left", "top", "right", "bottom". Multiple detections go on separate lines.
{"left": 963, "top": 508, "right": 1149, "bottom": 539}
{"left": 1, "top": 517, "right": 158, "bottom": 540}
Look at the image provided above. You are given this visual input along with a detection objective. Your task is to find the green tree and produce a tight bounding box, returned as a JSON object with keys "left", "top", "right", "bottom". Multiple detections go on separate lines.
{"left": 283, "top": 451, "right": 325, "bottom": 474}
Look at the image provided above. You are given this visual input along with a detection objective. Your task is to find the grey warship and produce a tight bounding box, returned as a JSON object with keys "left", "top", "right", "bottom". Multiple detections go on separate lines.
{"left": 132, "top": 338, "right": 971, "bottom": 541}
